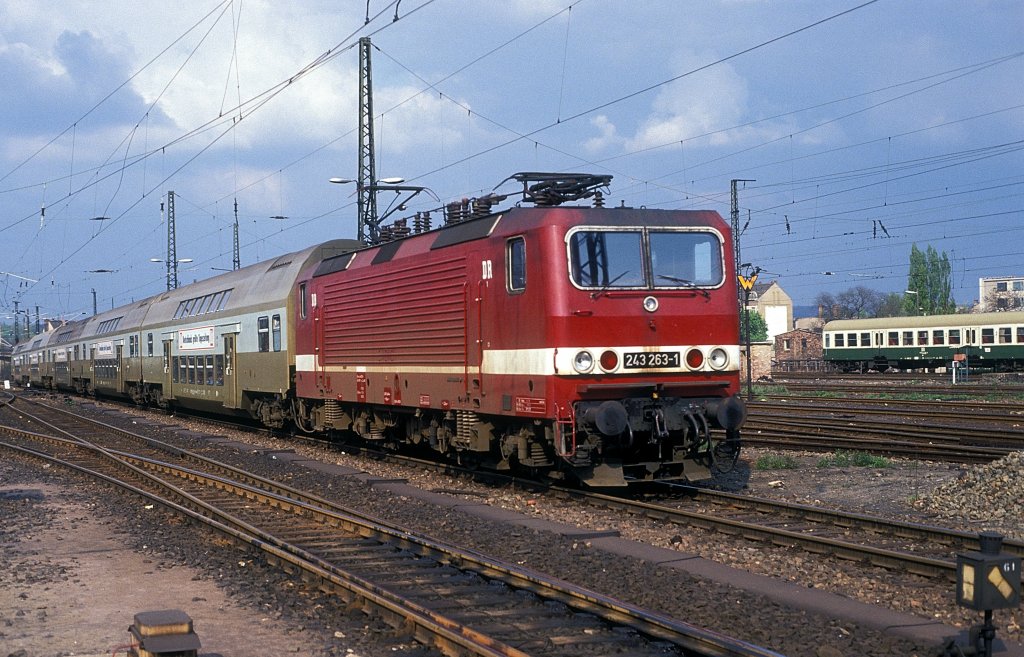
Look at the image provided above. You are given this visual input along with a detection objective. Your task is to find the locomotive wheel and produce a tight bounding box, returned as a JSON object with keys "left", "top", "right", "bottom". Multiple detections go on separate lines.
{"left": 456, "top": 451, "right": 481, "bottom": 470}
{"left": 711, "top": 434, "right": 741, "bottom": 474}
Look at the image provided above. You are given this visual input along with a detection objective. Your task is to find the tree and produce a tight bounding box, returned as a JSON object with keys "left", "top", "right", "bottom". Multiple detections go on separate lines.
{"left": 740, "top": 309, "right": 769, "bottom": 343}
{"left": 904, "top": 244, "right": 955, "bottom": 315}
{"left": 876, "top": 292, "right": 905, "bottom": 318}
{"left": 814, "top": 286, "right": 901, "bottom": 320}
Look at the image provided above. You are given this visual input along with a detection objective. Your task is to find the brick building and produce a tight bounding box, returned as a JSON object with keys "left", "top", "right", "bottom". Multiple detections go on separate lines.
{"left": 773, "top": 328, "right": 824, "bottom": 372}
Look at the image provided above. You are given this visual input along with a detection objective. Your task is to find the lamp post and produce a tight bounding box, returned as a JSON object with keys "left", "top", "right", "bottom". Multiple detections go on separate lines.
{"left": 86, "top": 270, "right": 118, "bottom": 315}
{"left": 330, "top": 176, "right": 435, "bottom": 244}
{"left": 904, "top": 289, "right": 924, "bottom": 316}
{"left": 151, "top": 258, "right": 193, "bottom": 290}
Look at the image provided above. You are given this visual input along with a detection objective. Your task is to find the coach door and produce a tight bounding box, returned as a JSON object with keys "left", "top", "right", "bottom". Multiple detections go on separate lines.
{"left": 223, "top": 334, "right": 238, "bottom": 408}
{"left": 162, "top": 339, "right": 174, "bottom": 401}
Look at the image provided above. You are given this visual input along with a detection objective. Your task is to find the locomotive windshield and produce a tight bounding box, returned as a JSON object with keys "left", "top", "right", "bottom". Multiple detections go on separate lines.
{"left": 567, "top": 228, "right": 723, "bottom": 290}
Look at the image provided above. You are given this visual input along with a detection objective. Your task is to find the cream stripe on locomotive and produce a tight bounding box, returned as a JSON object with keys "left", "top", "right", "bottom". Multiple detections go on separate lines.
{"left": 297, "top": 344, "right": 740, "bottom": 377}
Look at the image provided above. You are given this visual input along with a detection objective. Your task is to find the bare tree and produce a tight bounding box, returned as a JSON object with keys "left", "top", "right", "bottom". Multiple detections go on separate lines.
{"left": 816, "top": 286, "right": 891, "bottom": 320}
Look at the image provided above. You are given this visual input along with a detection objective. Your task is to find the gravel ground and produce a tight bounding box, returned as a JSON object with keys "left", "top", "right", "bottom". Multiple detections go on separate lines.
{"left": 4, "top": 395, "right": 1024, "bottom": 657}
{"left": 0, "top": 459, "right": 437, "bottom": 657}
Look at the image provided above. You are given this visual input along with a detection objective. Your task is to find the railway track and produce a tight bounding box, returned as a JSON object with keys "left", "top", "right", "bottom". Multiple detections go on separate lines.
{"left": 0, "top": 393, "right": 781, "bottom": 657}
{"left": 760, "top": 381, "right": 1024, "bottom": 398}
{"left": 742, "top": 396, "right": 1024, "bottom": 461}
{"left": 7, "top": 392, "right": 1020, "bottom": 600}
{"left": 559, "top": 485, "right": 1024, "bottom": 583}
{"left": 754, "top": 396, "right": 1024, "bottom": 423}
{"left": 304, "top": 430, "right": 1024, "bottom": 585}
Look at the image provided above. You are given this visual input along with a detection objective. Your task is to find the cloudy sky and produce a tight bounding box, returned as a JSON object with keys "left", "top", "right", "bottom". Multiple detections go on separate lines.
{"left": 1, "top": 0, "right": 1021, "bottom": 323}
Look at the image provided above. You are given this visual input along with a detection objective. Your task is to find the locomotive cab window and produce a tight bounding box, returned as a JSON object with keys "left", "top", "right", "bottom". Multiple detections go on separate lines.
{"left": 649, "top": 231, "right": 722, "bottom": 288}
{"left": 507, "top": 237, "right": 526, "bottom": 293}
{"left": 567, "top": 227, "right": 723, "bottom": 290}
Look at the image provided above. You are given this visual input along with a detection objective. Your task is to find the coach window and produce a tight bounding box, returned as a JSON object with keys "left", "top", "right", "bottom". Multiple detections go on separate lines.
{"left": 272, "top": 314, "right": 282, "bottom": 352}
{"left": 172, "top": 356, "right": 179, "bottom": 383}
{"left": 982, "top": 328, "right": 995, "bottom": 344}
{"left": 933, "top": 330, "right": 945, "bottom": 345}
{"left": 902, "top": 331, "right": 913, "bottom": 346}
{"left": 206, "top": 355, "right": 215, "bottom": 385}
{"left": 215, "top": 355, "right": 224, "bottom": 385}
{"left": 507, "top": 237, "right": 526, "bottom": 293}
{"left": 834, "top": 333, "right": 844, "bottom": 347}
{"left": 917, "top": 330, "right": 928, "bottom": 345}
{"left": 887, "top": 331, "right": 898, "bottom": 346}
{"left": 147, "top": 333, "right": 154, "bottom": 356}
{"left": 1017, "top": 327, "right": 1024, "bottom": 343}
{"left": 258, "top": 316, "right": 270, "bottom": 352}
{"left": 859, "top": 332, "right": 869, "bottom": 346}
{"left": 299, "top": 283, "right": 308, "bottom": 319}
{"left": 948, "top": 329, "right": 961, "bottom": 345}
{"left": 999, "top": 327, "right": 1012, "bottom": 344}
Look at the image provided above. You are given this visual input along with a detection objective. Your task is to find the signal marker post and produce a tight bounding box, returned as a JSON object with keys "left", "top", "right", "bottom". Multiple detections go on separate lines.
{"left": 738, "top": 270, "right": 758, "bottom": 401}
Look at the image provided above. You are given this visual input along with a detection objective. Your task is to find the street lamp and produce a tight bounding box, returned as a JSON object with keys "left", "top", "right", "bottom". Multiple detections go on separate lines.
{"left": 151, "top": 258, "right": 193, "bottom": 290}
{"left": 330, "top": 176, "right": 434, "bottom": 244}
{"left": 905, "top": 290, "right": 924, "bottom": 315}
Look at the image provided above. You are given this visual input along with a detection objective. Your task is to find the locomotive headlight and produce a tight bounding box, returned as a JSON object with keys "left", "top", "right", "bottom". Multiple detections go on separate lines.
{"left": 685, "top": 348, "right": 705, "bottom": 370}
{"left": 573, "top": 350, "right": 595, "bottom": 373}
{"left": 642, "top": 296, "right": 659, "bottom": 313}
{"left": 709, "top": 347, "right": 729, "bottom": 370}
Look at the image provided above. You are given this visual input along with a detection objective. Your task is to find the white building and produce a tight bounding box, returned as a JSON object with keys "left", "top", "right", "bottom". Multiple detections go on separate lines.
{"left": 979, "top": 276, "right": 1024, "bottom": 312}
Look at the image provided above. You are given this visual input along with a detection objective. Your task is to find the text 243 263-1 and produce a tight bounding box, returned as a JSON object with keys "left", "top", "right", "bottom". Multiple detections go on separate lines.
{"left": 623, "top": 351, "right": 680, "bottom": 369}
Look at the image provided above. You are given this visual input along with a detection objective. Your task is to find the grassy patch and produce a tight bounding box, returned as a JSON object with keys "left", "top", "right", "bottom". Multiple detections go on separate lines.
{"left": 750, "top": 384, "right": 787, "bottom": 398}
{"left": 817, "top": 450, "right": 891, "bottom": 468}
{"left": 754, "top": 453, "right": 800, "bottom": 470}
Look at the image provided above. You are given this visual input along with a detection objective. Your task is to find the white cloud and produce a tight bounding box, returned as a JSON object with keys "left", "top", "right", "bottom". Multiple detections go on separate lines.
{"left": 583, "top": 115, "right": 622, "bottom": 153}
{"left": 626, "top": 54, "right": 751, "bottom": 151}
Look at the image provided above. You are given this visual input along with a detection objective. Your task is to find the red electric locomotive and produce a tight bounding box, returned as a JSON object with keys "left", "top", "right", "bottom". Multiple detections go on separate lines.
{"left": 293, "top": 173, "right": 746, "bottom": 486}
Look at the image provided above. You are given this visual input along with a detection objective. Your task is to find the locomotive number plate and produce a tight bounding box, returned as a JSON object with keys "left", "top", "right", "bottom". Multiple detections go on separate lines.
{"left": 623, "top": 351, "right": 680, "bottom": 369}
